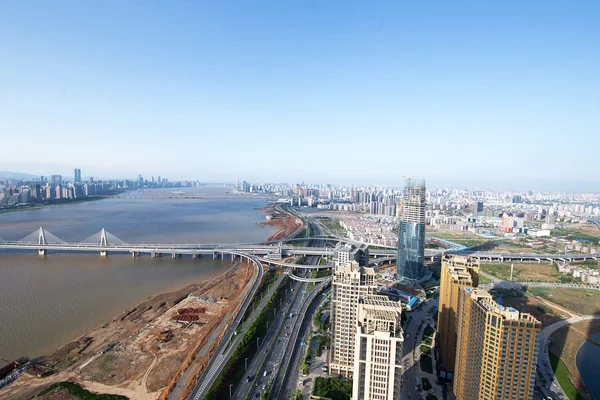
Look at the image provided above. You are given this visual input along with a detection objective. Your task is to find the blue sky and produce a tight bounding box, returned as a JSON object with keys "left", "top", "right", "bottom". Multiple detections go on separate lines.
{"left": 1, "top": 1, "right": 598, "bottom": 190}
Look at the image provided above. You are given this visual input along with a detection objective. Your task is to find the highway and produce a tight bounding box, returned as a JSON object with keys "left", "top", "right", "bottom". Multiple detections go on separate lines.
{"left": 273, "top": 281, "right": 330, "bottom": 399}
{"left": 188, "top": 256, "right": 283, "bottom": 400}
{"left": 267, "top": 218, "right": 330, "bottom": 400}
{"left": 232, "top": 275, "right": 308, "bottom": 400}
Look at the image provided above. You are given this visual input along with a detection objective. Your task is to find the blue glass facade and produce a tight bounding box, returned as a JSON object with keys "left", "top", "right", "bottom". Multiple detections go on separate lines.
{"left": 397, "top": 220, "right": 425, "bottom": 282}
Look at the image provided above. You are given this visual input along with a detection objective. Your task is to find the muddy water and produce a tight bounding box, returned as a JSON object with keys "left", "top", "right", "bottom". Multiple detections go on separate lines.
{"left": 0, "top": 186, "right": 276, "bottom": 360}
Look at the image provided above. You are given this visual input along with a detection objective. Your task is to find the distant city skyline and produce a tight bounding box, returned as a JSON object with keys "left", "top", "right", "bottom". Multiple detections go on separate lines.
{"left": 0, "top": 164, "right": 598, "bottom": 193}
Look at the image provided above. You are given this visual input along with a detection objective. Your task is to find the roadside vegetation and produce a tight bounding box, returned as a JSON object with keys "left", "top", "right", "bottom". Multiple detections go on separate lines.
{"left": 549, "top": 353, "right": 585, "bottom": 400}
{"left": 313, "top": 376, "right": 352, "bottom": 400}
{"left": 205, "top": 277, "right": 290, "bottom": 399}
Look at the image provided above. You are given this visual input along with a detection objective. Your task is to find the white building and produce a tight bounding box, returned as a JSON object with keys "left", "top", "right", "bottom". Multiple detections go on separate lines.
{"left": 353, "top": 295, "right": 404, "bottom": 400}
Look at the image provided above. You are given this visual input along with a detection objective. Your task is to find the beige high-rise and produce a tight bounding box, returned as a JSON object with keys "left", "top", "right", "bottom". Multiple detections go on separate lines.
{"left": 454, "top": 288, "right": 541, "bottom": 400}
{"left": 329, "top": 261, "right": 376, "bottom": 377}
{"left": 437, "top": 255, "right": 480, "bottom": 376}
{"left": 352, "top": 295, "right": 404, "bottom": 400}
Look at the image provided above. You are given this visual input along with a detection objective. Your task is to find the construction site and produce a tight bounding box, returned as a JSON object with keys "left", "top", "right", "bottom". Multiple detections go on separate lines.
{"left": 0, "top": 260, "right": 256, "bottom": 400}
{"left": 257, "top": 204, "right": 303, "bottom": 241}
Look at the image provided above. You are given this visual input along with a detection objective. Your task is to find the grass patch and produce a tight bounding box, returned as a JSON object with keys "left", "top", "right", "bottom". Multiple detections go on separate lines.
{"left": 481, "top": 262, "right": 564, "bottom": 282}
{"left": 313, "top": 376, "right": 353, "bottom": 400}
{"left": 317, "top": 218, "right": 343, "bottom": 232}
{"left": 38, "top": 381, "right": 128, "bottom": 400}
{"left": 549, "top": 353, "right": 585, "bottom": 400}
{"left": 551, "top": 228, "right": 600, "bottom": 245}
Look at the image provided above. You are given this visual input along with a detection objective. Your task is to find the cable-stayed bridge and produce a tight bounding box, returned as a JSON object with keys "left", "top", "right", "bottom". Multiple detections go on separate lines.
{"left": 0, "top": 227, "right": 598, "bottom": 264}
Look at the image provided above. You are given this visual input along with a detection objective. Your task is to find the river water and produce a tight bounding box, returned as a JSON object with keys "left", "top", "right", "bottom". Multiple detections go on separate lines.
{"left": 576, "top": 331, "right": 600, "bottom": 400}
{"left": 0, "top": 186, "right": 277, "bottom": 361}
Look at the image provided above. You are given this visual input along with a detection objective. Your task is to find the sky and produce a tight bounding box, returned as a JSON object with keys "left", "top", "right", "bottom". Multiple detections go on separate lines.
{"left": 0, "top": 1, "right": 599, "bottom": 191}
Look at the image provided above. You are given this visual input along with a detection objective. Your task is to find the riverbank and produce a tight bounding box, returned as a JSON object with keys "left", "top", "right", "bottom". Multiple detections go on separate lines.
{"left": 0, "top": 260, "right": 254, "bottom": 400}
{"left": 549, "top": 319, "right": 600, "bottom": 400}
{"left": 256, "top": 204, "right": 303, "bottom": 241}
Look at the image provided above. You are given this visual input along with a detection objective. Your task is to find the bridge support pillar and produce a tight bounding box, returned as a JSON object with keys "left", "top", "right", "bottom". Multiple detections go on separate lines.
{"left": 231, "top": 253, "right": 235, "bottom": 261}
{"left": 431, "top": 256, "right": 435, "bottom": 262}
{"left": 172, "top": 253, "right": 176, "bottom": 259}
{"left": 38, "top": 249, "right": 46, "bottom": 255}
{"left": 192, "top": 253, "right": 197, "bottom": 259}
{"left": 131, "top": 251, "right": 139, "bottom": 257}
{"left": 213, "top": 252, "right": 217, "bottom": 259}
{"left": 100, "top": 251, "right": 108, "bottom": 257}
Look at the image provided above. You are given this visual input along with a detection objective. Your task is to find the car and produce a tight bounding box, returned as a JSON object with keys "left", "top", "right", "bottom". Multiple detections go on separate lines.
{"left": 262, "top": 385, "right": 266, "bottom": 390}
{"left": 263, "top": 371, "right": 268, "bottom": 376}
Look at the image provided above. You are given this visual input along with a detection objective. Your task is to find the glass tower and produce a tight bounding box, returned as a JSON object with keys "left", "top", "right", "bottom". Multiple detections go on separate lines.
{"left": 397, "top": 178, "right": 426, "bottom": 282}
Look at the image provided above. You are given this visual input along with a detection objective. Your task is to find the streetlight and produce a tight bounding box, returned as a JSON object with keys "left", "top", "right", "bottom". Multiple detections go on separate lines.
{"left": 257, "top": 337, "right": 260, "bottom": 349}
{"left": 229, "top": 384, "right": 233, "bottom": 399}
{"left": 245, "top": 357, "right": 249, "bottom": 371}
{"left": 267, "top": 321, "right": 270, "bottom": 331}
{"left": 274, "top": 308, "right": 276, "bottom": 318}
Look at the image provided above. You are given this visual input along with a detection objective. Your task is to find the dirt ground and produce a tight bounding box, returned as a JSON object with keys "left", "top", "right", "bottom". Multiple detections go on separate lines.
{"left": 496, "top": 291, "right": 568, "bottom": 327}
{"left": 257, "top": 204, "right": 303, "bottom": 241}
{"left": 528, "top": 288, "right": 600, "bottom": 316}
{"left": 549, "top": 319, "right": 600, "bottom": 400}
{"left": 0, "top": 261, "right": 254, "bottom": 400}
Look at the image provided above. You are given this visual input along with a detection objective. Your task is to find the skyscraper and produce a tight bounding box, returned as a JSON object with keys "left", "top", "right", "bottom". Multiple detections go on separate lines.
{"left": 353, "top": 295, "right": 404, "bottom": 400}
{"left": 396, "top": 178, "right": 426, "bottom": 282}
{"left": 74, "top": 169, "right": 81, "bottom": 183}
{"left": 329, "top": 261, "right": 376, "bottom": 377}
{"left": 454, "top": 288, "right": 541, "bottom": 400}
{"left": 437, "top": 255, "right": 480, "bottom": 378}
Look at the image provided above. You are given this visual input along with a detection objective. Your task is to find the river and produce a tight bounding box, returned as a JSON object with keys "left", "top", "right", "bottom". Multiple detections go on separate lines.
{"left": 577, "top": 331, "right": 600, "bottom": 400}
{"left": 0, "top": 186, "right": 277, "bottom": 361}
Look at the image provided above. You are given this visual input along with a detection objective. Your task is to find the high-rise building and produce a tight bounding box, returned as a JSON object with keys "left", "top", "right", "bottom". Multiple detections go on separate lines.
{"left": 396, "top": 178, "right": 426, "bottom": 282}
{"left": 329, "top": 261, "right": 377, "bottom": 377}
{"left": 473, "top": 200, "right": 484, "bottom": 215}
{"left": 50, "top": 175, "right": 62, "bottom": 186}
{"left": 353, "top": 295, "right": 404, "bottom": 400}
{"left": 74, "top": 168, "right": 81, "bottom": 183}
{"left": 437, "top": 255, "right": 480, "bottom": 378}
{"left": 454, "top": 288, "right": 541, "bottom": 400}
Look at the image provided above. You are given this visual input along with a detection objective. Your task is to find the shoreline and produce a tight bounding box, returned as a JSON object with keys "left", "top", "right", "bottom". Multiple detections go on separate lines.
{"left": 0, "top": 207, "right": 272, "bottom": 399}
{"left": 255, "top": 203, "right": 304, "bottom": 241}
{"left": 0, "top": 258, "right": 255, "bottom": 400}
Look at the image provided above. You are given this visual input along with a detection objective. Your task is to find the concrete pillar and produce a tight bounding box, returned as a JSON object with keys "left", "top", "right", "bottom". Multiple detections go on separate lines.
{"left": 172, "top": 253, "right": 176, "bottom": 259}
{"left": 213, "top": 252, "right": 217, "bottom": 259}
{"left": 192, "top": 253, "right": 197, "bottom": 259}
{"left": 38, "top": 249, "right": 46, "bottom": 255}
{"left": 100, "top": 251, "right": 108, "bottom": 257}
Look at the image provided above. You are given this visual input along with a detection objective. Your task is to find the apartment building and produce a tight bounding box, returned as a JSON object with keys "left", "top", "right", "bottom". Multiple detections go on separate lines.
{"left": 454, "top": 288, "right": 541, "bottom": 400}
{"left": 329, "top": 261, "right": 376, "bottom": 377}
{"left": 437, "top": 255, "right": 480, "bottom": 377}
{"left": 352, "top": 295, "right": 404, "bottom": 400}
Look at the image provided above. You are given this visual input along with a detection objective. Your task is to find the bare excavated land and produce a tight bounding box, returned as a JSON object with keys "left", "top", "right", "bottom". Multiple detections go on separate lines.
{"left": 257, "top": 204, "right": 303, "bottom": 241}
{"left": 1, "top": 261, "right": 254, "bottom": 400}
